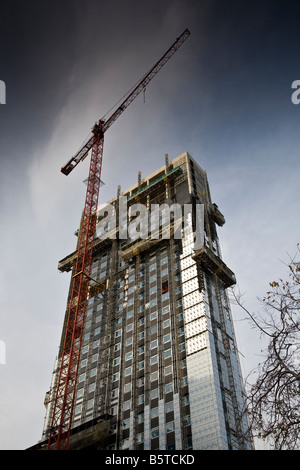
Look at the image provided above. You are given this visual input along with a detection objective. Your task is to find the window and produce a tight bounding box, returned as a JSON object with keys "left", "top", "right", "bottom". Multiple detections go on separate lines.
{"left": 121, "top": 438, "right": 130, "bottom": 449}
{"left": 183, "top": 415, "right": 191, "bottom": 426}
{"left": 125, "top": 366, "right": 132, "bottom": 376}
{"left": 165, "top": 383, "right": 173, "bottom": 393}
{"left": 87, "top": 398, "right": 94, "bottom": 410}
{"left": 79, "top": 373, "right": 85, "bottom": 383}
{"left": 124, "top": 383, "right": 131, "bottom": 394}
{"left": 92, "top": 353, "right": 98, "bottom": 362}
{"left": 186, "top": 437, "right": 192, "bottom": 448}
{"left": 162, "top": 292, "right": 169, "bottom": 302}
{"left": 90, "top": 368, "right": 97, "bottom": 378}
{"left": 164, "top": 349, "right": 172, "bottom": 359}
{"left": 165, "top": 402, "right": 173, "bottom": 413}
{"left": 138, "top": 361, "right": 145, "bottom": 370}
{"left": 182, "top": 376, "right": 188, "bottom": 386}
{"left": 150, "top": 286, "right": 157, "bottom": 295}
{"left": 125, "top": 351, "right": 132, "bottom": 361}
{"left": 183, "top": 395, "right": 189, "bottom": 405}
{"left": 150, "top": 325, "right": 157, "bottom": 335}
{"left": 75, "top": 404, "right": 82, "bottom": 415}
{"left": 123, "top": 418, "right": 130, "bottom": 429}
{"left": 163, "top": 333, "right": 171, "bottom": 343}
{"left": 126, "top": 337, "right": 133, "bottom": 346}
{"left": 166, "top": 421, "right": 175, "bottom": 433}
{"left": 151, "top": 428, "right": 159, "bottom": 438}
{"left": 113, "top": 357, "right": 120, "bottom": 366}
{"left": 150, "top": 371, "right": 158, "bottom": 381}
{"left": 162, "top": 305, "right": 170, "bottom": 315}
{"left": 150, "top": 274, "right": 157, "bottom": 283}
{"left": 115, "top": 317, "right": 122, "bottom": 325}
{"left": 139, "top": 345, "right": 145, "bottom": 354}
{"left": 81, "top": 359, "right": 87, "bottom": 368}
{"left": 138, "top": 412, "right": 144, "bottom": 424}
{"left": 115, "top": 343, "right": 121, "bottom": 352}
{"left": 113, "top": 372, "right": 120, "bottom": 382}
{"left": 167, "top": 443, "right": 175, "bottom": 450}
{"left": 161, "top": 280, "right": 169, "bottom": 293}
{"left": 165, "top": 365, "right": 172, "bottom": 375}
{"left": 150, "top": 355, "right": 158, "bottom": 365}
{"left": 138, "top": 376, "right": 145, "bottom": 387}
{"left": 150, "top": 311, "right": 157, "bottom": 321}
{"left": 127, "top": 323, "right": 133, "bottom": 332}
{"left": 115, "top": 329, "right": 122, "bottom": 338}
{"left": 163, "top": 319, "right": 170, "bottom": 328}
{"left": 150, "top": 299, "right": 157, "bottom": 307}
{"left": 150, "top": 389, "right": 158, "bottom": 399}
{"left": 150, "top": 339, "right": 158, "bottom": 349}
{"left": 138, "top": 395, "right": 144, "bottom": 405}
{"left": 150, "top": 407, "right": 158, "bottom": 418}
{"left": 137, "top": 433, "right": 144, "bottom": 443}
{"left": 124, "top": 400, "right": 131, "bottom": 410}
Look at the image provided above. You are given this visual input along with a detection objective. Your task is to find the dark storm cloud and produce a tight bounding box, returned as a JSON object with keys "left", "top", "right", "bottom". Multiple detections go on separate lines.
{"left": 1, "top": 0, "right": 300, "bottom": 450}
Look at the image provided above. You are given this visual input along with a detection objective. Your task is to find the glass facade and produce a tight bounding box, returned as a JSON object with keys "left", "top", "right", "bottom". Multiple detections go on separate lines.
{"left": 41, "top": 152, "right": 253, "bottom": 450}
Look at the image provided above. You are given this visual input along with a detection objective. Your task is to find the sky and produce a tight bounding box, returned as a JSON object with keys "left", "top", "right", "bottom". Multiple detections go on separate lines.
{"left": 0, "top": 0, "right": 300, "bottom": 450}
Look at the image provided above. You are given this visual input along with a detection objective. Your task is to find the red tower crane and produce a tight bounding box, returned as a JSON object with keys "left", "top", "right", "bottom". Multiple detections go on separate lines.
{"left": 47, "top": 28, "right": 191, "bottom": 450}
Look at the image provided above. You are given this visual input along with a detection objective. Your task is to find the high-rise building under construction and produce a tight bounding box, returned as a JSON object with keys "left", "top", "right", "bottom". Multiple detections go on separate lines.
{"left": 39, "top": 151, "right": 252, "bottom": 450}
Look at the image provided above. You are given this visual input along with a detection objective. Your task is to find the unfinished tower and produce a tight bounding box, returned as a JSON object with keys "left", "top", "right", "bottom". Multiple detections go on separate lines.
{"left": 39, "top": 151, "right": 252, "bottom": 450}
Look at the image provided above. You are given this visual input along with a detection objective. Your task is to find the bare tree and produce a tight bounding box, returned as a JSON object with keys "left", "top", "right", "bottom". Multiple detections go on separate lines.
{"left": 231, "top": 245, "right": 300, "bottom": 450}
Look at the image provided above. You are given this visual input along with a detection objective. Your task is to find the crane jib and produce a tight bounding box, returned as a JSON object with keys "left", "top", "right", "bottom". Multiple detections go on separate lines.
{"left": 60, "top": 28, "right": 190, "bottom": 176}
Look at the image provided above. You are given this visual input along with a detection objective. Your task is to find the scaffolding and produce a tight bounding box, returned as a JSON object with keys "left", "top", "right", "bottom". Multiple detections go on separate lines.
{"left": 41, "top": 152, "right": 252, "bottom": 450}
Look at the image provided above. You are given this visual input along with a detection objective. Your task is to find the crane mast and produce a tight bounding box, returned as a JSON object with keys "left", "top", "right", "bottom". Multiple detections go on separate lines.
{"left": 48, "top": 28, "right": 190, "bottom": 450}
